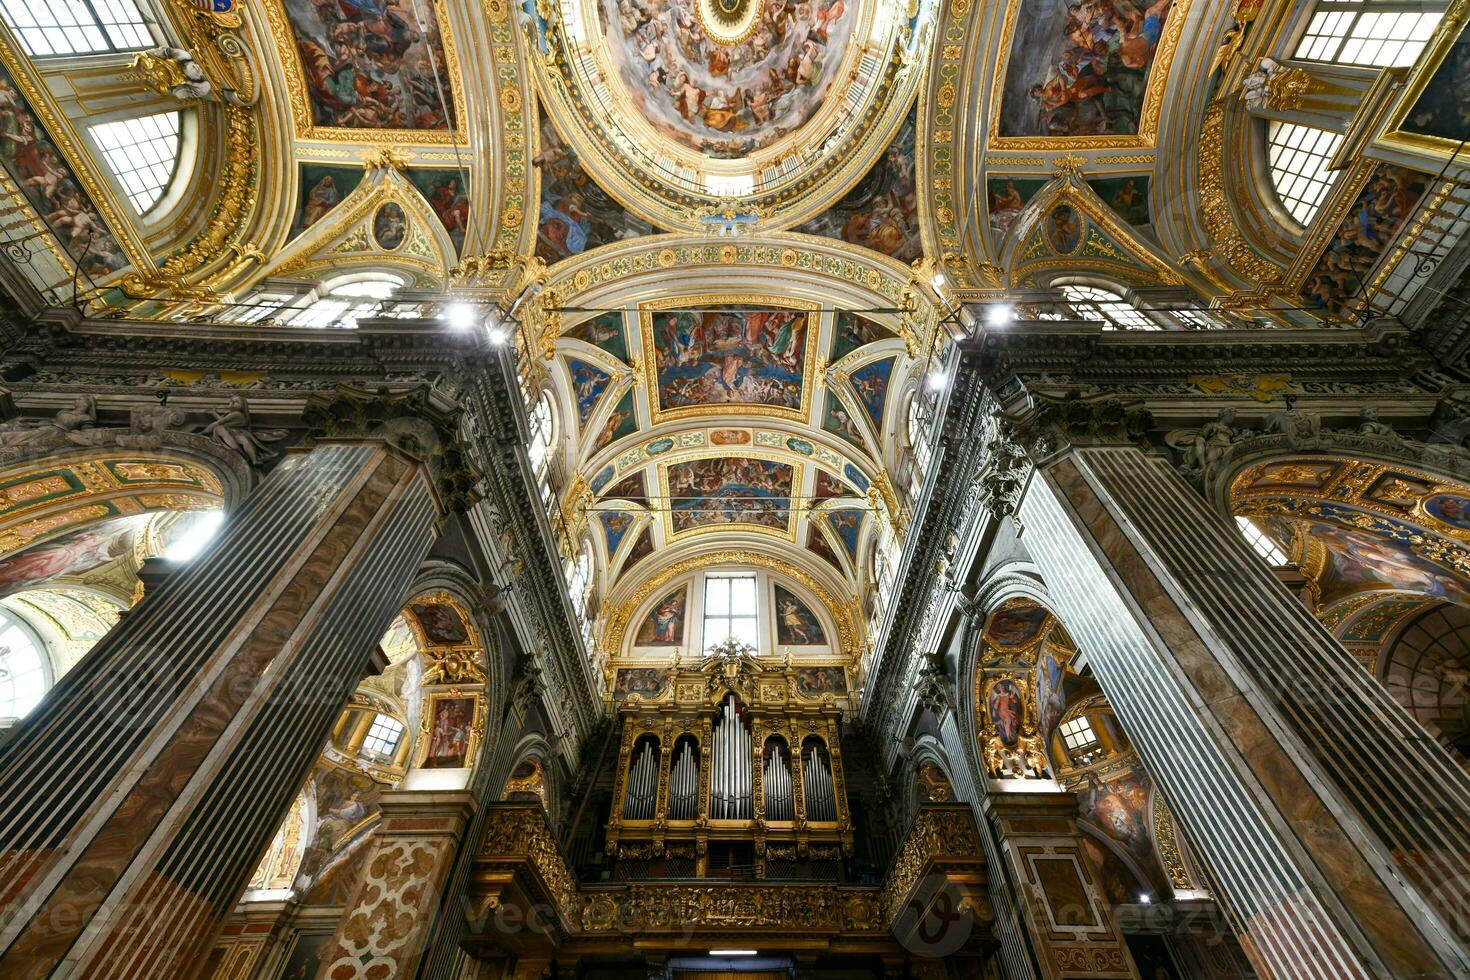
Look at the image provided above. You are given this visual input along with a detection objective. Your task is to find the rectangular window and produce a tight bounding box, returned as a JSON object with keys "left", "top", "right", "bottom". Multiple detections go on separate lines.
{"left": 89, "top": 111, "right": 180, "bottom": 213}
{"left": 1294, "top": 2, "right": 1444, "bottom": 68}
{"left": 361, "top": 714, "right": 404, "bottom": 758}
{"left": 1060, "top": 716, "right": 1099, "bottom": 752}
{"left": 0, "top": 0, "right": 154, "bottom": 57}
{"left": 703, "top": 574, "right": 759, "bottom": 652}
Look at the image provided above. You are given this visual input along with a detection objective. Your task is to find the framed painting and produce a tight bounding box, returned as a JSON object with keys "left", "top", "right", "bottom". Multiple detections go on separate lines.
{"left": 1380, "top": 1, "right": 1470, "bottom": 165}
{"left": 419, "top": 691, "right": 481, "bottom": 769}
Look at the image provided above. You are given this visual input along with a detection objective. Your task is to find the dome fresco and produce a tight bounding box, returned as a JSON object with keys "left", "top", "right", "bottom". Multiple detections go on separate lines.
{"left": 598, "top": 0, "right": 858, "bottom": 158}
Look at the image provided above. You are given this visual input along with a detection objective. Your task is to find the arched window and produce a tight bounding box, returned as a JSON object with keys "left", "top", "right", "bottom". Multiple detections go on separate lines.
{"left": 702, "top": 572, "right": 759, "bottom": 652}
{"left": 0, "top": 0, "right": 154, "bottom": 57}
{"left": 906, "top": 391, "right": 933, "bottom": 483}
{"left": 1235, "top": 516, "right": 1292, "bottom": 567}
{"left": 1059, "top": 284, "right": 1158, "bottom": 331}
{"left": 89, "top": 111, "right": 181, "bottom": 214}
{"left": 526, "top": 392, "right": 555, "bottom": 505}
{"left": 288, "top": 274, "right": 403, "bottom": 329}
{"left": 1267, "top": 122, "right": 1344, "bottom": 226}
{"left": 0, "top": 608, "right": 51, "bottom": 721}
{"left": 1293, "top": 1, "right": 1445, "bottom": 68}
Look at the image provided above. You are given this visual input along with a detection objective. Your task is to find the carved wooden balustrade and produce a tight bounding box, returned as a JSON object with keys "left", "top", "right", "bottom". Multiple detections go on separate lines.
{"left": 463, "top": 802, "right": 993, "bottom": 961}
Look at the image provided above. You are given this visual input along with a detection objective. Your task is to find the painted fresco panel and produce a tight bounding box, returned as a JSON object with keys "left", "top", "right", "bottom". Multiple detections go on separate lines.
{"left": 1403, "top": 21, "right": 1470, "bottom": 144}
{"left": 404, "top": 168, "right": 469, "bottom": 253}
{"left": 0, "top": 67, "right": 126, "bottom": 276}
{"left": 282, "top": 0, "right": 456, "bottom": 130}
{"left": 667, "top": 457, "right": 793, "bottom": 533}
{"left": 1301, "top": 163, "right": 1429, "bottom": 319}
{"left": 998, "top": 0, "right": 1174, "bottom": 138}
{"left": 795, "top": 110, "right": 920, "bottom": 261}
{"left": 774, "top": 584, "right": 826, "bottom": 645}
{"left": 294, "top": 164, "right": 363, "bottom": 238}
{"left": 651, "top": 306, "right": 808, "bottom": 413}
{"left": 594, "top": 0, "right": 856, "bottom": 158}
{"left": 536, "top": 115, "right": 653, "bottom": 262}
{"left": 635, "top": 587, "right": 687, "bottom": 646}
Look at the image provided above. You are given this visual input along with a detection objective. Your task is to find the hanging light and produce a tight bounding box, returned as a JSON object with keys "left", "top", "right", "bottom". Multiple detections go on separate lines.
{"left": 443, "top": 302, "right": 478, "bottom": 330}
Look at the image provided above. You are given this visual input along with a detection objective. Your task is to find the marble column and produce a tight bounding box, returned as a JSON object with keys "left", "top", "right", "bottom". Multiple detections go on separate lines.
{"left": 983, "top": 785, "right": 1141, "bottom": 980}
{"left": 313, "top": 790, "right": 476, "bottom": 980}
{"left": 1018, "top": 443, "right": 1470, "bottom": 979}
{"left": 0, "top": 390, "right": 472, "bottom": 979}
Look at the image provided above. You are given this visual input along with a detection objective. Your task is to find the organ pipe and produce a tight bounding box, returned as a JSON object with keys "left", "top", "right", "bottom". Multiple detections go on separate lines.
{"left": 669, "top": 739, "right": 698, "bottom": 820}
{"left": 623, "top": 737, "right": 658, "bottom": 820}
{"left": 711, "top": 698, "right": 752, "bottom": 819}
{"left": 764, "top": 740, "right": 793, "bottom": 821}
{"left": 804, "top": 741, "right": 836, "bottom": 822}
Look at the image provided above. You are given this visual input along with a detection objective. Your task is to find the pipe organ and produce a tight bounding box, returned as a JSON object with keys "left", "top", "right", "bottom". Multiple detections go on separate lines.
{"left": 605, "top": 656, "right": 853, "bottom": 880}
{"left": 711, "top": 696, "right": 753, "bottom": 819}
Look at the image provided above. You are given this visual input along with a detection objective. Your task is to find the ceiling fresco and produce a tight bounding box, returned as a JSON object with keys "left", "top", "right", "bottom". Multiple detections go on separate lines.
{"left": 598, "top": 0, "right": 858, "bottom": 158}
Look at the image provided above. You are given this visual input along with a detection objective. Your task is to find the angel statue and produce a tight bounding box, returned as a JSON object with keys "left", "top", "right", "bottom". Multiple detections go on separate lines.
{"left": 202, "top": 395, "right": 286, "bottom": 466}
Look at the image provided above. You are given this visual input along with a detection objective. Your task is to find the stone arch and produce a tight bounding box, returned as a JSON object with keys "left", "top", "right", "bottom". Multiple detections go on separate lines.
{"left": 1377, "top": 602, "right": 1470, "bottom": 766}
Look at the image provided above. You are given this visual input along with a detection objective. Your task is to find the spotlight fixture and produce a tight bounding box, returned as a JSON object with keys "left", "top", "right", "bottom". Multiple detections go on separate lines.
{"left": 926, "top": 370, "right": 947, "bottom": 392}
{"left": 443, "top": 302, "right": 477, "bottom": 330}
{"left": 708, "top": 950, "right": 758, "bottom": 957}
{"left": 931, "top": 272, "right": 947, "bottom": 289}
{"left": 986, "top": 303, "right": 1014, "bottom": 327}
{"left": 486, "top": 325, "right": 509, "bottom": 346}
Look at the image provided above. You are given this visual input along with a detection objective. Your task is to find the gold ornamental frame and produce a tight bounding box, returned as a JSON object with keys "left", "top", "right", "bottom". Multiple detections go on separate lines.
{"left": 986, "top": 0, "right": 1194, "bottom": 151}
{"left": 260, "top": 0, "right": 469, "bottom": 145}
{"left": 637, "top": 294, "right": 823, "bottom": 426}
{"left": 1377, "top": 0, "right": 1470, "bottom": 165}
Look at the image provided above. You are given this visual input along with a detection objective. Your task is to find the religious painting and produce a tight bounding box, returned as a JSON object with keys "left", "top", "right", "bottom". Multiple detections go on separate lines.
{"left": 774, "top": 585, "right": 826, "bottom": 645}
{"left": 1087, "top": 176, "right": 1151, "bottom": 226}
{"left": 405, "top": 168, "right": 469, "bottom": 253}
{"left": 622, "top": 527, "right": 654, "bottom": 570}
{"left": 830, "top": 311, "right": 894, "bottom": 362}
{"left": 0, "top": 519, "right": 134, "bottom": 598}
{"left": 850, "top": 357, "right": 893, "bottom": 430}
{"left": 986, "top": 601, "right": 1051, "bottom": 648}
{"left": 807, "top": 527, "right": 843, "bottom": 571}
{"left": 1080, "top": 772, "right": 1153, "bottom": 858}
{"left": 281, "top": 932, "right": 336, "bottom": 980}
{"left": 1310, "top": 521, "right": 1470, "bottom": 606}
{"left": 600, "top": 509, "right": 636, "bottom": 555}
{"left": 535, "top": 114, "right": 653, "bottom": 262}
{"left": 649, "top": 305, "right": 810, "bottom": 415}
{"left": 1036, "top": 648, "right": 1068, "bottom": 737}
{"left": 409, "top": 599, "right": 469, "bottom": 644}
{"left": 566, "top": 311, "right": 629, "bottom": 362}
{"left": 1080, "top": 835, "right": 1139, "bottom": 909}
{"left": 594, "top": 0, "right": 857, "bottom": 158}
{"left": 294, "top": 165, "right": 363, "bottom": 238}
{"left": 614, "top": 667, "right": 669, "bottom": 699}
{"left": 667, "top": 457, "right": 794, "bottom": 534}
{"left": 827, "top": 507, "right": 863, "bottom": 559}
{"left": 987, "top": 176, "right": 1049, "bottom": 232}
{"left": 603, "top": 470, "right": 647, "bottom": 502}
{"left": 1400, "top": 20, "right": 1470, "bottom": 145}
{"left": 1301, "top": 164, "right": 1430, "bottom": 320}
{"left": 1045, "top": 204, "right": 1083, "bottom": 254}
{"left": 988, "top": 678, "right": 1025, "bottom": 746}
{"left": 372, "top": 202, "right": 406, "bottom": 249}
{"left": 997, "top": 0, "right": 1175, "bottom": 139}
{"left": 568, "top": 357, "right": 613, "bottom": 429}
{"left": 423, "top": 695, "right": 476, "bottom": 768}
{"left": 0, "top": 66, "right": 126, "bottom": 277}
{"left": 795, "top": 667, "right": 847, "bottom": 696}
{"left": 634, "top": 587, "right": 687, "bottom": 646}
{"left": 822, "top": 391, "right": 866, "bottom": 450}
{"left": 917, "top": 762, "right": 953, "bottom": 803}
{"left": 814, "top": 469, "right": 847, "bottom": 500}
{"left": 795, "top": 110, "right": 921, "bottom": 262}
{"left": 1424, "top": 493, "right": 1470, "bottom": 532}
{"left": 593, "top": 390, "right": 638, "bottom": 452}
{"left": 280, "top": 0, "right": 457, "bottom": 130}
{"left": 298, "top": 764, "right": 380, "bottom": 882}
